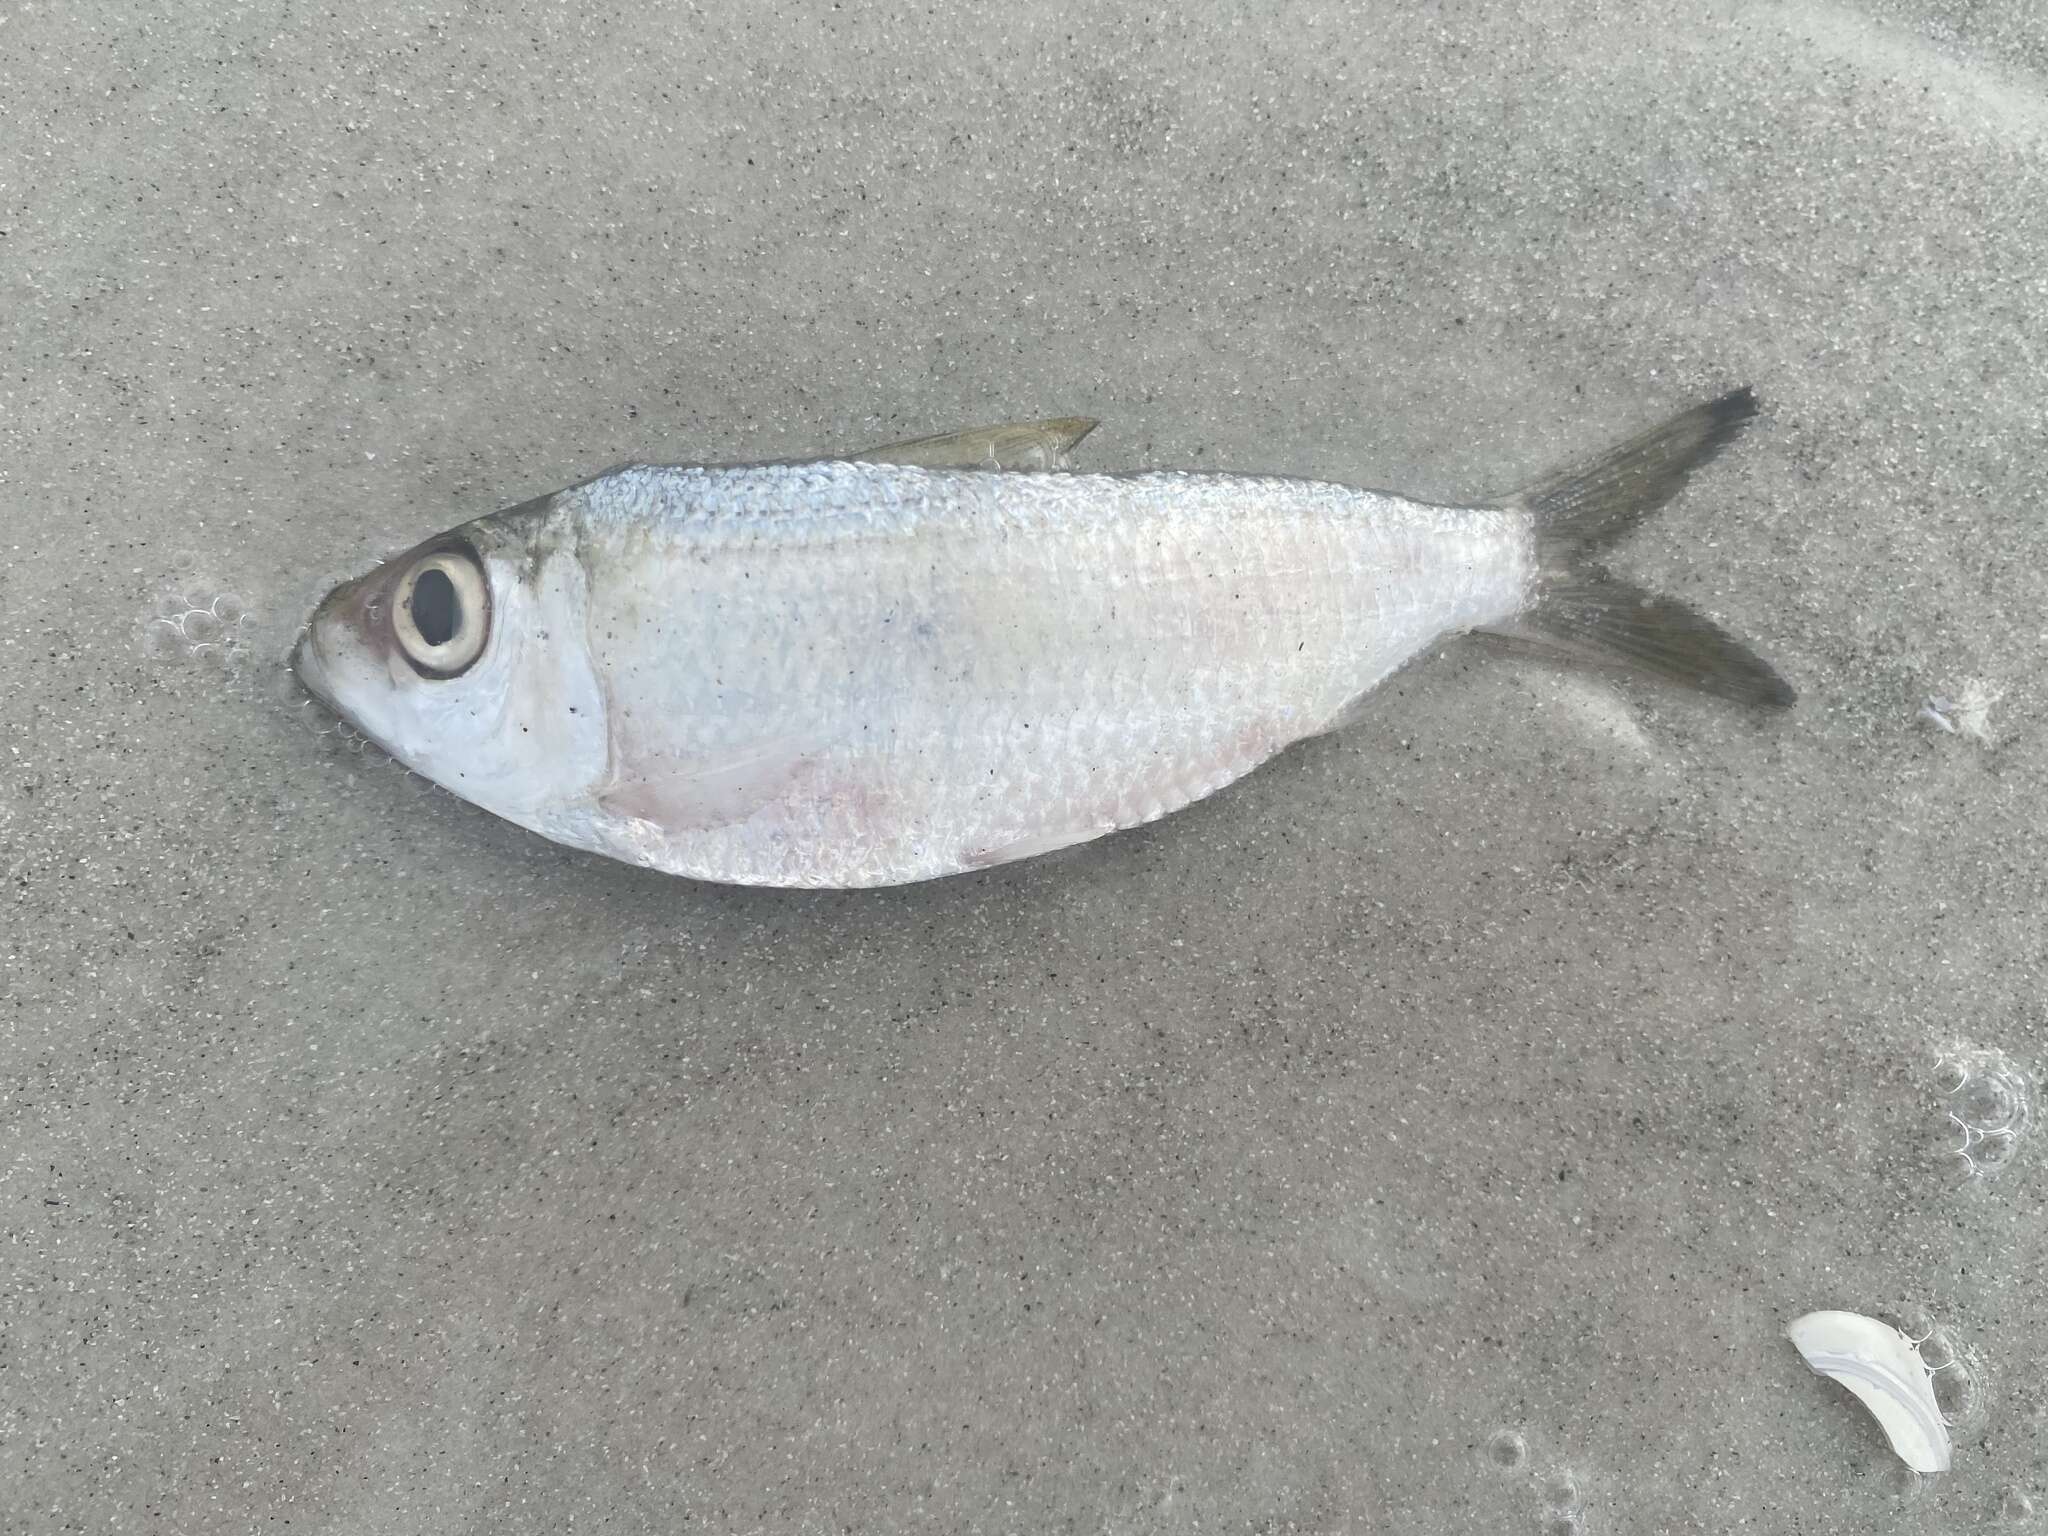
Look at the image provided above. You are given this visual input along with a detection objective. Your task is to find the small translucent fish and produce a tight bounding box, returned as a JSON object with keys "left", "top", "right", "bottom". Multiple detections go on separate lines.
{"left": 292, "top": 393, "right": 1793, "bottom": 887}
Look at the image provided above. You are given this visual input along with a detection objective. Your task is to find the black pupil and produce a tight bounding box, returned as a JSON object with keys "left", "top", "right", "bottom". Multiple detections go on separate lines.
{"left": 411, "top": 567, "right": 459, "bottom": 646}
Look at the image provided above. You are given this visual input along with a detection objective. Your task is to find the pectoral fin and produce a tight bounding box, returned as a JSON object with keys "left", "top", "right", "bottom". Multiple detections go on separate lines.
{"left": 597, "top": 735, "right": 818, "bottom": 832}
{"left": 847, "top": 416, "right": 1098, "bottom": 470}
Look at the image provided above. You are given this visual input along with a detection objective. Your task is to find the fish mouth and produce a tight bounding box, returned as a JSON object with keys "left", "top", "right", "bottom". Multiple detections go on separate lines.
{"left": 290, "top": 571, "right": 385, "bottom": 720}
{"left": 288, "top": 628, "right": 338, "bottom": 712}
{"left": 288, "top": 625, "right": 376, "bottom": 751}
{"left": 288, "top": 632, "right": 397, "bottom": 763}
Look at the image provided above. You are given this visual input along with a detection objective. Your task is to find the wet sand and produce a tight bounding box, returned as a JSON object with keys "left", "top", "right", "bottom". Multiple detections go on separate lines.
{"left": 5, "top": 1, "right": 2046, "bottom": 1529}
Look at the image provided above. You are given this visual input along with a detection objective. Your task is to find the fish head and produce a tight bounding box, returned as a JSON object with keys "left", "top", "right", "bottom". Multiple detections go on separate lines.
{"left": 292, "top": 506, "right": 611, "bottom": 825}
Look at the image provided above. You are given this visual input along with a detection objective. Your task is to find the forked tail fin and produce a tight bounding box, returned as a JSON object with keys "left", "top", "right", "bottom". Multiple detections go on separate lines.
{"left": 1496, "top": 386, "right": 1795, "bottom": 708}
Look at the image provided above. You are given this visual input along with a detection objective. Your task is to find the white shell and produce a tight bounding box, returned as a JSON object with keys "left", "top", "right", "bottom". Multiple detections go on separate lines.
{"left": 1786, "top": 1310, "right": 1952, "bottom": 1473}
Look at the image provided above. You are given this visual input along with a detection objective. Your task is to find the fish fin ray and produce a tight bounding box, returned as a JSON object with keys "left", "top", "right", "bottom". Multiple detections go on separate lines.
{"left": 964, "top": 821, "right": 1117, "bottom": 869}
{"left": 596, "top": 735, "right": 818, "bottom": 831}
{"left": 1488, "top": 385, "right": 1793, "bottom": 708}
{"left": 845, "top": 417, "right": 1098, "bottom": 470}
{"left": 1491, "top": 571, "right": 1795, "bottom": 707}
{"left": 1506, "top": 386, "right": 1759, "bottom": 559}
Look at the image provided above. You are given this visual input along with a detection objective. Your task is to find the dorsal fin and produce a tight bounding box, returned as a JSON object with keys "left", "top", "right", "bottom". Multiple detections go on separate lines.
{"left": 844, "top": 417, "right": 1098, "bottom": 471}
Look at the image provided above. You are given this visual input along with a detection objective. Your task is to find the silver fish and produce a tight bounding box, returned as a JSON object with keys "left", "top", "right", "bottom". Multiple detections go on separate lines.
{"left": 293, "top": 392, "right": 1792, "bottom": 887}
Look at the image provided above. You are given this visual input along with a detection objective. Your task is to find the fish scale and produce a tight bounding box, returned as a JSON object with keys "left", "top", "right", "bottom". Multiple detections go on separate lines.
{"left": 531, "top": 462, "right": 1529, "bottom": 886}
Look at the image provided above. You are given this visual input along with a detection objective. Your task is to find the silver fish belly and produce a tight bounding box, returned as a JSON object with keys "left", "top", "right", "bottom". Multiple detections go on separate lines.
{"left": 292, "top": 395, "right": 1791, "bottom": 887}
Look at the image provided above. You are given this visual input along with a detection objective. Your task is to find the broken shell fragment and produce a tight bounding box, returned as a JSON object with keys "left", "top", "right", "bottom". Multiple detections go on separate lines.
{"left": 1786, "top": 1310, "right": 1953, "bottom": 1474}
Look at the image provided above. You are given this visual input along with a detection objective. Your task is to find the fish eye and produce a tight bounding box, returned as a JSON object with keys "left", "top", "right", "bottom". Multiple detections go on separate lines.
{"left": 392, "top": 545, "right": 488, "bottom": 676}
